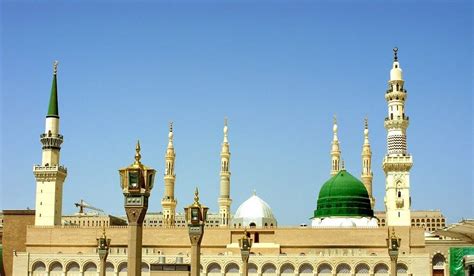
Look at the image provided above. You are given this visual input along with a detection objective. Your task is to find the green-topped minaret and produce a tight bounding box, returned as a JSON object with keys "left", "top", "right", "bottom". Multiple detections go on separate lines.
{"left": 47, "top": 61, "right": 59, "bottom": 118}
{"left": 33, "top": 60, "right": 67, "bottom": 226}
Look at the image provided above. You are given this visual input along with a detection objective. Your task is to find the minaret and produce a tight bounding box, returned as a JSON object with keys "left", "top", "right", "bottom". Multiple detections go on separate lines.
{"left": 330, "top": 115, "right": 341, "bottom": 176}
{"left": 361, "top": 118, "right": 375, "bottom": 208}
{"left": 33, "top": 61, "right": 68, "bottom": 226}
{"left": 383, "top": 48, "right": 413, "bottom": 226}
{"left": 218, "top": 118, "right": 232, "bottom": 227}
{"left": 162, "top": 122, "right": 177, "bottom": 226}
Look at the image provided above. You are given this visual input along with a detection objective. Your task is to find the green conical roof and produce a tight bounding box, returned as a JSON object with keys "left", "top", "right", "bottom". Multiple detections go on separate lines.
{"left": 313, "top": 170, "right": 373, "bottom": 218}
{"left": 47, "top": 70, "right": 59, "bottom": 118}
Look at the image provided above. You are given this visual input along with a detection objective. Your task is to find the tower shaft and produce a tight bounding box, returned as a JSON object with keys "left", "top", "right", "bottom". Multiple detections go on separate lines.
{"left": 383, "top": 48, "right": 412, "bottom": 226}
{"left": 218, "top": 119, "right": 232, "bottom": 227}
{"left": 162, "top": 123, "right": 177, "bottom": 226}
{"left": 361, "top": 119, "right": 375, "bottom": 208}
{"left": 34, "top": 61, "right": 67, "bottom": 226}
{"left": 330, "top": 116, "right": 341, "bottom": 176}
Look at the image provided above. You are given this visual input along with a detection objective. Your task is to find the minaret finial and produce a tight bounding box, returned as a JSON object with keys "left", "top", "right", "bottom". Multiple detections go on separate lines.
{"left": 223, "top": 117, "right": 229, "bottom": 143}
{"left": 253, "top": 189, "right": 256, "bottom": 196}
{"left": 364, "top": 117, "right": 368, "bottom": 129}
{"left": 341, "top": 159, "right": 345, "bottom": 170}
{"left": 167, "top": 122, "right": 174, "bottom": 148}
{"left": 134, "top": 140, "right": 141, "bottom": 164}
{"left": 194, "top": 187, "right": 200, "bottom": 204}
{"left": 169, "top": 121, "right": 173, "bottom": 133}
{"left": 393, "top": 47, "right": 398, "bottom": 61}
{"left": 333, "top": 115, "right": 338, "bottom": 140}
{"left": 53, "top": 60, "right": 58, "bottom": 75}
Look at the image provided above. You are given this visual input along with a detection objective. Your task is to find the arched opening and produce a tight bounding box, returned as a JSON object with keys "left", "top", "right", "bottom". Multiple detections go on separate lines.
{"left": 433, "top": 253, "right": 446, "bottom": 276}
{"left": 355, "top": 263, "right": 370, "bottom": 275}
{"left": 248, "top": 263, "right": 258, "bottom": 274}
{"left": 317, "top": 263, "right": 332, "bottom": 275}
{"left": 249, "top": 222, "right": 256, "bottom": 228}
{"left": 397, "top": 263, "right": 408, "bottom": 275}
{"left": 207, "top": 263, "right": 222, "bottom": 275}
{"left": 49, "top": 262, "right": 63, "bottom": 276}
{"left": 225, "top": 263, "right": 240, "bottom": 274}
{"left": 374, "top": 263, "right": 389, "bottom": 276}
{"left": 336, "top": 263, "right": 351, "bottom": 275}
{"left": 262, "top": 263, "right": 277, "bottom": 275}
{"left": 280, "top": 263, "right": 295, "bottom": 274}
{"left": 83, "top": 262, "right": 97, "bottom": 276}
{"left": 105, "top": 262, "right": 115, "bottom": 276}
{"left": 66, "top": 262, "right": 80, "bottom": 276}
{"left": 118, "top": 262, "right": 128, "bottom": 276}
{"left": 299, "top": 264, "right": 313, "bottom": 274}
{"left": 32, "top": 261, "right": 46, "bottom": 276}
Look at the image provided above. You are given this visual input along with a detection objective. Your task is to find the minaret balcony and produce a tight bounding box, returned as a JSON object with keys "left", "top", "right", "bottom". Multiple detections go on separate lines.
{"left": 382, "top": 156, "right": 413, "bottom": 172}
{"left": 33, "top": 164, "right": 67, "bottom": 173}
{"left": 385, "top": 90, "right": 407, "bottom": 101}
{"left": 40, "top": 134, "right": 64, "bottom": 150}
{"left": 384, "top": 117, "right": 409, "bottom": 129}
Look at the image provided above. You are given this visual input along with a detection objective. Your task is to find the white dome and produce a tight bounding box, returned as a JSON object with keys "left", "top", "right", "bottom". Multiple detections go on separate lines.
{"left": 234, "top": 194, "right": 275, "bottom": 220}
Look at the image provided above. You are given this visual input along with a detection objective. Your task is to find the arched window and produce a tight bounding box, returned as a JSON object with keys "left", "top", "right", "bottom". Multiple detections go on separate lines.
{"left": 249, "top": 222, "right": 256, "bottom": 228}
{"left": 83, "top": 262, "right": 97, "bottom": 275}
{"left": 336, "top": 263, "right": 351, "bottom": 274}
{"left": 49, "top": 261, "right": 63, "bottom": 272}
{"left": 141, "top": 262, "right": 150, "bottom": 272}
{"left": 106, "top": 262, "right": 114, "bottom": 272}
{"left": 66, "top": 262, "right": 80, "bottom": 272}
{"left": 248, "top": 263, "right": 258, "bottom": 273}
{"left": 299, "top": 264, "right": 313, "bottom": 274}
{"left": 225, "top": 263, "right": 240, "bottom": 273}
{"left": 397, "top": 263, "right": 408, "bottom": 273}
{"left": 317, "top": 263, "right": 332, "bottom": 274}
{"left": 280, "top": 263, "right": 295, "bottom": 274}
{"left": 207, "top": 263, "right": 222, "bottom": 273}
{"left": 374, "top": 263, "right": 389, "bottom": 275}
{"left": 355, "top": 263, "right": 370, "bottom": 275}
{"left": 262, "top": 263, "right": 277, "bottom": 274}
{"left": 32, "top": 261, "right": 46, "bottom": 272}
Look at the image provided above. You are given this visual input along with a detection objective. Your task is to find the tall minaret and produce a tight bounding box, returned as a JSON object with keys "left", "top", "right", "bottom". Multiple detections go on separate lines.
{"left": 162, "top": 122, "right": 177, "bottom": 226}
{"left": 330, "top": 116, "right": 341, "bottom": 176}
{"left": 33, "top": 61, "right": 68, "bottom": 226}
{"left": 383, "top": 48, "right": 413, "bottom": 226}
{"left": 361, "top": 118, "right": 375, "bottom": 208}
{"left": 218, "top": 118, "right": 232, "bottom": 227}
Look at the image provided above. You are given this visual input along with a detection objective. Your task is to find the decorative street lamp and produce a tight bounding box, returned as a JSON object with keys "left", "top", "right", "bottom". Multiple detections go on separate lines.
{"left": 184, "top": 188, "right": 209, "bottom": 276}
{"left": 119, "top": 141, "right": 156, "bottom": 276}
{"left": 387, "top": 227, "right": 401, "bottom": 276}
{"left": 239, "top": 229, "right": 253, "bottom": 276}
{"left": 97, "top": 226, "right": 111, "bottom": 276}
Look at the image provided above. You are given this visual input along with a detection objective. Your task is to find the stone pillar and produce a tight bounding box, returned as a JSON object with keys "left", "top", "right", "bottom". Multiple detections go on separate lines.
{"left": 241, "top": 257, "right": 248, "bottom": 276}
{"left": 127, "top": 221, "right": 145, "bottom": 276}
{"left": 190, "top": 235, "right": 202, "bottom": 276}
{"left": 390, "top": 255, "right": 397, "bottom": 276}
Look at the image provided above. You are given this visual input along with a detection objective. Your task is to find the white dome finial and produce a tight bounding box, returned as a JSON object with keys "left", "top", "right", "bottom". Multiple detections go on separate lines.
{"left": 223, "top": 117, "right": 229, "bottom": 143}
{"left": 168, "top": 121, "right": 174, "bottom": 148}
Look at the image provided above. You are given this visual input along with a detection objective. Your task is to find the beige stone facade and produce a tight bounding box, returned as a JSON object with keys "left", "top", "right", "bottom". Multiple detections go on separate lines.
{"left": 376, "top": 210, "right": 446, "bottom": 232}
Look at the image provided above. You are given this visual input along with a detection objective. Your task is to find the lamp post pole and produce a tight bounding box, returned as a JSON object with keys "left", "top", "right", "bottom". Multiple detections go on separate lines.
{"left": 185, "top": 188, "right": 209, "bottom": 276}
{"left": 119, "top": 141, "right": 156, "bottom": 276}
{"left": 239, "top": 229, "right": 253, "bottom": 276}
{"left": 97, "top": 227, "right": 111, "bottom": 276}
{"left": 387, "top": 228, "right": 401, "bottom": 276}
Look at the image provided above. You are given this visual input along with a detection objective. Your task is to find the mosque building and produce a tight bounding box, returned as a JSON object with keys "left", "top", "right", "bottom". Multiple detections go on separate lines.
{"left": 2, "top": 49, "right": 474, "bottom": 276}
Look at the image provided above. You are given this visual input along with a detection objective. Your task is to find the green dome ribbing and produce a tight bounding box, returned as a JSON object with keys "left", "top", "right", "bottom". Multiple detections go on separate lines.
{"left": 314, "top": 170, "right": 373, "bottom": 218}
{"left": 47, "top": 73, "right": 59, "bottom": 118}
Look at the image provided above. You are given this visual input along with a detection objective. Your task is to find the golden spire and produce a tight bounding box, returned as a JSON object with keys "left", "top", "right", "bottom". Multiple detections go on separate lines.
{"left": 53, "top": 60, "right": 58, "bottom": 75}
{"left": 134, "top": 140, "right": 142, "bottom": 165}
{"left": 193, "top": 187, "right": 200, "bottom": 205}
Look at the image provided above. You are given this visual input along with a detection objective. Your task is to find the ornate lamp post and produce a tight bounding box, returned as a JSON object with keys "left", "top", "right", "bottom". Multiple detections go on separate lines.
{"left": 97, "top": 226, "right": 111, "bottom": 276}
{"left": 184, "top": 188, "right": 209, "bottom": 276}
{"left": 119, "top": 141, "right": 156, "bottom": 276}
{"left": 238, "top": 229, "right": 253, "bottom": 276}
{"left": 387, "top": 228, "right": 401, "bottom": 276}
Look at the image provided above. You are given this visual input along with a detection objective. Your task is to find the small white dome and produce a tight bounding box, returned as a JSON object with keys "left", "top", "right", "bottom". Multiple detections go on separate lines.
{"left": 234, "top": 193, "right": 275, "bottom": 220}
{"left": 390, "top": 62, "right": 403, "bottom": 81}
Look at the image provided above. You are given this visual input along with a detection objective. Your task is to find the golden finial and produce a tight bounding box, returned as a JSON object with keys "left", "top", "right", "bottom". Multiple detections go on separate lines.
{"left": 194, "top": 187, "right": 200, "bottom": 204}
{"left": 169, "top": 121, "right": 173, "bottom": 133}
{"left": 102, "top": 224, "right": 106, "bottom": 238}
{"left": 391, "top": 227, "right": 397, "bottom": 239}
{"left": 243, "top": 227, "right": 248, "bottom": 239}
{"left": 53, "top": 60, "right": 58, "bottom": 75}
{"left": 134, "top": 140, "right": 141, "bottom": 164}
{"left": 341, "top": 159, "right": 345, "bottom": 170}
{"left": 224, "top": 117, "right": 228, "bottom": 127}
{"left": 364, "top": 117, "right": 368, "bottom": 129}
{"left": 393, "top": 47, "right": 398, "bottom": 61}
{"left": 333, "top": 114, "right": 337, "bottom": 125}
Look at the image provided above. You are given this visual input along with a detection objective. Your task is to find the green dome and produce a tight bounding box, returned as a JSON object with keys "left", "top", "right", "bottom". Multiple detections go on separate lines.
{"left": 313, "top": 170, "right": 373, "bottom": 218}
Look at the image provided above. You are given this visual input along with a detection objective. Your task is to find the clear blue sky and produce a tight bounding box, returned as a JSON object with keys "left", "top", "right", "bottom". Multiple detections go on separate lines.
{"left": 1, "top": 0, "right": 472, "bottom": 225}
